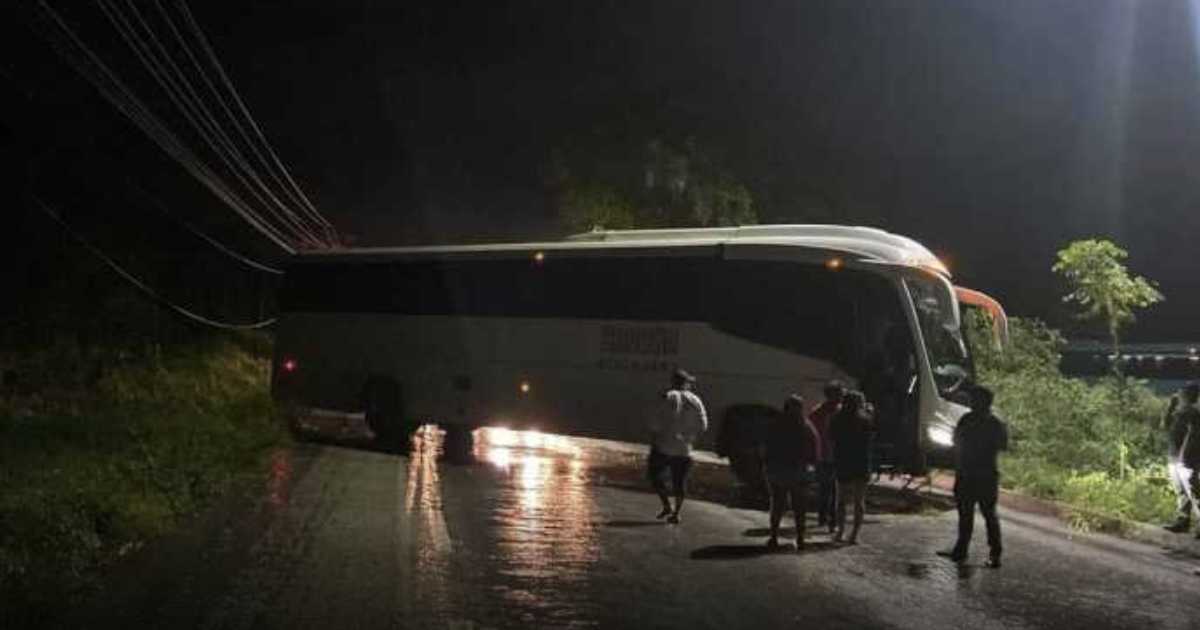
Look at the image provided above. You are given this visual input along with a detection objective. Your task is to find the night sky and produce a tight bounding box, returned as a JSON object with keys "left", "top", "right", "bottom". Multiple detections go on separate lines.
{"left": 5, "top": 1, "right": 1200, "bottom": 340}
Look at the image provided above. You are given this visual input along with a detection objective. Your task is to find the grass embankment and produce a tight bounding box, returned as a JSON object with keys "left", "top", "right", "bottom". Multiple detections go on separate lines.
{"left": 968, "top": 314, "right": 1177, "bottom": 533}
{"left": 0, "top": 337, "right": 287, "bottom": 618}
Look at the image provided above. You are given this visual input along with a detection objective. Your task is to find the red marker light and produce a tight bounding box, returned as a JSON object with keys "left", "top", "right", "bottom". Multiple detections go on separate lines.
{"left": 282, "top": 359, "right": 297, "bottom": 372}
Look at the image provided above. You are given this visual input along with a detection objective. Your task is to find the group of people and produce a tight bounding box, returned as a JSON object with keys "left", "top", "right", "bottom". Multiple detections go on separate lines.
{"left": 761, "top": 382, "right": 874, "bottom": 549}
{"left": 646, "top": 368, "right": 1010, "bottom": 567}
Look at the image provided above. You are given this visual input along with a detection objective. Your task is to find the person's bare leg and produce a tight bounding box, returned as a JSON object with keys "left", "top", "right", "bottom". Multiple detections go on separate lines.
{"left": 667, "top": 458, "right": 689, "bottom": 524}
{"left": 834, "top": 480, "right": 847, "bottom": 542}
{"left": 793, "top": 484, "right": 807, "bottom": 550}
{"left": 847, "top": 481, "right": 865, "bottom": 544}
{"left": 767, "top": 484, "right": 785, "bottom": 547}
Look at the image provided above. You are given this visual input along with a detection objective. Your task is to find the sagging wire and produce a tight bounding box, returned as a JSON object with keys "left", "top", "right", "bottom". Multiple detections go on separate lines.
{"left": 33, "top": 198, "right": 278, "bottom": 331}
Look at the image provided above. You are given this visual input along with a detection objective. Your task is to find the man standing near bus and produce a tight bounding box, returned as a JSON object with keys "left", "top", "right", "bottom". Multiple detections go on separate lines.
{"left": 648, "top": 369, "right": 708, "bottom": 524}
{"left": 939, "top": 385, "right": 1008, "bottom": 568}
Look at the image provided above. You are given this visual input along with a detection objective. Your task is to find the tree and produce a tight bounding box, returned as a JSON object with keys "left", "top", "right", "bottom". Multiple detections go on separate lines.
{"left": 1052, "top": 239, "right": 1163, "bottom": 370}
{"left": 547, "top": 136, "right": 757, "bottom": 232}
{"left": 1052, "top": 238, "right": 1163, "bottom": 479}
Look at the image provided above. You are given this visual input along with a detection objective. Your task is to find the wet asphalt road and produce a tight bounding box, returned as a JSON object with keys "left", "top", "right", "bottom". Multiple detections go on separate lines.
{"left": 66, "top": 426, "right": 1200, "bottom": 630}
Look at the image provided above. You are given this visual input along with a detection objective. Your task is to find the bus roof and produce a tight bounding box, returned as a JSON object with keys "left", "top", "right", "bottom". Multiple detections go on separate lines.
{"left": 295, "top": 224, "right": 950, "bottom": 277}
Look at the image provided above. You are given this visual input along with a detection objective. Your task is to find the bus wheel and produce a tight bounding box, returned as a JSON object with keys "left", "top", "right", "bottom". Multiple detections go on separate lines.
{"left": 442, "top": 424, "right": 475, "bottom": 462}
{"left": 363, "top": 376, "right": 409, "bottom": 451}
{"left": 717, "top": 405, "right": 774, "bottom": 508}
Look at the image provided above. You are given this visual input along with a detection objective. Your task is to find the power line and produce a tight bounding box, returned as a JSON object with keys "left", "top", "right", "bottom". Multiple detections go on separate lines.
{"left": 95, "top": 0, "right": 325, "bottom": 248}
{"left": 139, "top": 0, "right": 331, "bottom": 243}
{"left": 33, "top": 0, "right": 298, "bottom": 253}
{"left": 33, "top": 198, "right": 278, "bottom": 331}
{"left": 173, "top": 0, "right": 336, "bottom": 234}
{"left": 125, "top": 180, "right": 285, "bottom": 275}
{"left": 156, "top": 0, "right": 334, "bottom": 235}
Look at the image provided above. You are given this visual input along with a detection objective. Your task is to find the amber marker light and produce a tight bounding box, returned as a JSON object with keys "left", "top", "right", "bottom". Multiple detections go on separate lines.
{"left": 825, "top": 257, "right": 843, "bottom": 271}
{"left": 533, "top": 251, "right": 545, "bottom": 265}
{"left": 519, "top": 380, "right": 531, "bottom": 394}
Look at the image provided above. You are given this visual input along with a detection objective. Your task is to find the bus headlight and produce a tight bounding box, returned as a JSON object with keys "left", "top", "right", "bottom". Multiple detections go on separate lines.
{"left": 928, "top": 425, "right": 954, "bottom": 447}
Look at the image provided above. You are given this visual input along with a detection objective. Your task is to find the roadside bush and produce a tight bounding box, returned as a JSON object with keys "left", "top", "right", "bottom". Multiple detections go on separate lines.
{"left": 0, "top": 336, "right": 286, "bottom": 617}
{"left": 966, "top": 312, "right": 1172, "bottom": 528}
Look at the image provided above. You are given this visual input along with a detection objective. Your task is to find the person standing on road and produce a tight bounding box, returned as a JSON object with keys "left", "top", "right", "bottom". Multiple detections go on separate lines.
{"left": 809, "top": 380, "right": 844, "bottom": 532}
{"left": 1169, "top": 382, "right": 1200, "bottom": 538}
{"left": 763, "top": 394, "right": 822, "bottom": 550}
{"left": 831, "top": 390, "right": 874, "bottom": 544}
{"left": 1162, "top": 382, "right": 1200, "bottom": 534}
{"left": 939, "top": 385, "right": 1008, "bottom": 568}
{"left": 648, "top": 368, "right": 708, "bottom": 524}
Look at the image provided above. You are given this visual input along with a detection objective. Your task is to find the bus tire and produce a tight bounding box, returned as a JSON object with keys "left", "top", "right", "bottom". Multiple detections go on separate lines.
{"left": 716, "top": 404, "right": 776, "bottom": 507}
{"left": 363, "top": 376, "right": 408, "bottom": 450}
{"left": 442, "top": 423, "right": 475, "bottom": 462}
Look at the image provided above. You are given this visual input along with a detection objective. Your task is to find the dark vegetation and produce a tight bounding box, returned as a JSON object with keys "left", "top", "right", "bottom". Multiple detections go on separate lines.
{"left": 0, "top": 192, "right": 288, "bottom": 622}
{"left": 966, "top": 312, "right": 1174, "bottom": 532}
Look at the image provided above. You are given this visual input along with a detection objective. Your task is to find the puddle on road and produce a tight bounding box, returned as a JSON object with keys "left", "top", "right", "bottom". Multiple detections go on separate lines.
{"left": 399, "top": 426, "right": 606, "bottom": 626}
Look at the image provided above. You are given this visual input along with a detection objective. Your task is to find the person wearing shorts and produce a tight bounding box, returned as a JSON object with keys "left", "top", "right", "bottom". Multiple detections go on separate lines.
{"left": 647, "top": 369, "right": 708, "bottom": 524}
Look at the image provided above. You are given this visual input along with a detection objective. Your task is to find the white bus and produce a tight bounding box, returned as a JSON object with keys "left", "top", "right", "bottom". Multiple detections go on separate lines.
{"left": 272, "top": 225, "right": 1007, "bottom": 471}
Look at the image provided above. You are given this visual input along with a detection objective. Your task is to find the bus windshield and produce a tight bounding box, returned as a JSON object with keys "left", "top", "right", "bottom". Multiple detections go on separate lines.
{"left": 905, "top": 275, "right": 973, "bottom": 397}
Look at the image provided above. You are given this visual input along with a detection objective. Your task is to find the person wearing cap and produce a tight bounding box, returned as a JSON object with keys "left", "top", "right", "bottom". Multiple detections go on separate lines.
{"left": 1163, "top": 382, "right": 1200, "bottom": 534}
{"left": 763, "top": 394, "right": 822, "bottom": 550}
{"left": 648, "top": 368, "right": 708, "bottom": 524}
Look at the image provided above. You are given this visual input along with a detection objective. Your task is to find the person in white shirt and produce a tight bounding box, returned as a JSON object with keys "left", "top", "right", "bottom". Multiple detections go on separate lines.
{"left": 648, "top": 369, "right": 709, "bottom": 524}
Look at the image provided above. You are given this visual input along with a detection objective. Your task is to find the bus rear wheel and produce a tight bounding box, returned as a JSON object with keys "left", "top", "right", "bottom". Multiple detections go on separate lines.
{"left": 716, "top": 405, "right": 774, "bottom": 508}
{"left": 441, "top": 423, "right": 475, "bottom": 462}
{"left": 363, "top": 376, "right": 410, "bottom": 451}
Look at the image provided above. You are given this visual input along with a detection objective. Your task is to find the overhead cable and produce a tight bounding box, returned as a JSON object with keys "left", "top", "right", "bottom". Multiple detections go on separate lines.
{"left": 95, "top": 0, "right": 325, "bottom": 248}
{"left": 33, "top": 198, "right": 278, "bottom": 331}
{"left": 106, "top": 0, "right": 324, "bottom": 247}
{"left": 173, "top": 0, "right": 336, "bottom": 234}
{"left": 154, "top": 0, "right": 334, "bottom": 235}
{"left": 34, "top": 1, "right": 297, "bottom": 253}
{"left": 126, "top": 180, "right": 285, "bottom": 275}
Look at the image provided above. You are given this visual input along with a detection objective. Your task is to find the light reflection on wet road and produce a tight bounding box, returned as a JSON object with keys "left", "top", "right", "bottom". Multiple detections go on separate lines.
{"left": 65, "top": 426, "right": 1200, "bottom": 630}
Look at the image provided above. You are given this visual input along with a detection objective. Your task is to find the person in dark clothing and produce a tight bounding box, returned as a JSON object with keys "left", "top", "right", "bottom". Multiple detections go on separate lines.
{"left": 809, "top": 381, "right": 844, "bottom": 532}
{"left": 939, "top": 385, "right": 1008, "bottom": 567}
{"left": 1163, "top": 382, "right": 1200, "bottom": 533}
{"left": 762, "top": 395, "right": 822, "bottom": 550}
{"left": 831, "top": 390, "right": 874, "bottom": 544}
{"left": 1166, "top": 383, "right": 1200, "bottom": 537}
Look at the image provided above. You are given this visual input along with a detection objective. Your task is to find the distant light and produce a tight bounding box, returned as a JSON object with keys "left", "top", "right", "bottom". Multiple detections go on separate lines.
{"left": 282, "top": 358, "right": 297, "bottom": 372}
{"left": 533, "top": 251, "right": 545, "bottom": 264}
{"left": 825, "top": 257, "right": 843, "bottom": 271}
{"left": 519, "top": 380, "right": 531, "bottom": 394}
